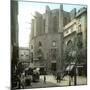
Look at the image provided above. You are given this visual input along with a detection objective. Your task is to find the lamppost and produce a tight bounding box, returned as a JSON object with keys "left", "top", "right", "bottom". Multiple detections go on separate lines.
{"left": 68, "top": 50, "right": 77, "bottom": 86}
{"left": 72, "top": 50, "right": 77, "bottom": 85}
{"left": 68, "top": 51, "right": 72, "bottom": 86}
{"left": 69, "top": 63, "right": 71, "bottom": 86}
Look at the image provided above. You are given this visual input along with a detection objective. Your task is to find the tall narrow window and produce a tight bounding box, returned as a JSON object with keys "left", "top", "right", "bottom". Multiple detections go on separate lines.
{"left": 31, "top": 45, "right": 33, "bottom": 49}
{"left": 78, "top": 24, "right": 81, "bottom": 33}
{"left": 31, "top": 52, "right": 33, "bottom": 63}
{"left": 51, "top": 48, "right": 57, "bottom": 60}
{"left": 77, "top": 33, "right": 83, "bottom": 49}
{"left": 53, "top": 16, "right": 58, "bottom": 32}
{"left": 43, "top": 19, "right": 46, "bottom": 33}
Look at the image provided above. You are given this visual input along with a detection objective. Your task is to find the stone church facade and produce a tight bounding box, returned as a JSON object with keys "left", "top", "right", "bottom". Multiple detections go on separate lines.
{"left": 29, "top": 4, "right": 87, "bottom": 74}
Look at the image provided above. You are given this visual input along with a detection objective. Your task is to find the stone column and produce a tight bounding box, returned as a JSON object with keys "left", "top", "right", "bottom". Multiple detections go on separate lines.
{"left": 57, "top": 4, "right": 64, "bottom": 77}
{"left": 58, "top": 4, "right": 63, "bottom": 33}
{"left": 31, "top": 19, "right": 34, "bottom": 39}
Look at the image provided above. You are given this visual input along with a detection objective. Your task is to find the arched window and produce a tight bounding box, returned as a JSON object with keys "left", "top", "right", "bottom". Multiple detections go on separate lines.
{"left": 67, "top": 40, "right": 73, "bottom": 51}
{"left": 67, "top": 40, "right": 72, "bottom": 46}
{"left": 53, "top": 16, "right": 58, "bottom": 32}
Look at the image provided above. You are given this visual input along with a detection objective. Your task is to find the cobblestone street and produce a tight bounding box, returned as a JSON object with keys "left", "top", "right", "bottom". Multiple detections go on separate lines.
{"left": 25, "top": 75, "right": 87, "bottom": 89}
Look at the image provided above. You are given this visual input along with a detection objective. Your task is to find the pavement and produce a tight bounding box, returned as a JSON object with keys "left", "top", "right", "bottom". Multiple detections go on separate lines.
{"left": 25, "top": 79, "right": 58, "bottom": 89}
{"left": 40, "top": 75, "right": 87, "bottom": 86}
{"left": 24, "top": 75, "right": 87, "bottom": 89}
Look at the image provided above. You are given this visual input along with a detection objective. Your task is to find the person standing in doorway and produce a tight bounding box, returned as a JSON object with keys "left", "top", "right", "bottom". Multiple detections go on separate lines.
{"left": 43, "top": 68, "right": 46, "bottom": 83}
{"left": 44, "top": 75, "right": 46, "bottom": 83}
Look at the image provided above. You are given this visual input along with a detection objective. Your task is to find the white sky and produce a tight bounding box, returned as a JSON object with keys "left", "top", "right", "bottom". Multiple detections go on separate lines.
{"left": 18, "top": 1, "right": 87, "bottom": 47}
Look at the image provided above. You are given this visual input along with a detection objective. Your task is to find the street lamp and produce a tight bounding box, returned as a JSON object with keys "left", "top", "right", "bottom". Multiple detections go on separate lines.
{"left": 68, "top": 50, "right": 77, "bottom": 86}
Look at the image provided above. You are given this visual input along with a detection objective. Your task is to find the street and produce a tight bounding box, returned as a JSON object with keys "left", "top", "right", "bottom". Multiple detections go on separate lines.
{"left": 25, "top": 75, "right": 87, "bottom": 89}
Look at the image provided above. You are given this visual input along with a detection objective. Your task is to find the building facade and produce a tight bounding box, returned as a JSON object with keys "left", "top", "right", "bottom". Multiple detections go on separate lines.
{"left": 11, "top": 0, "right": 19, "bottom": 88}
{"left": 63, "top": 7, "right": 87, "bottom": 75}
{"left": 11, "top": 0, "right": 19, "bottom": 73}
{"left": 11, "top": 1, "right": 18, "bottom": 68}
{"left": 30, "top": 5, "right": 87, "bottom": 74}
{"left": 64, "top": 7, "right": 87, "bottom": 59}
{"left": 19, "top": 47, "right": 30, "bottom": 69}
{"left": 19, "top": 47, "right": 30, "bottom": 62}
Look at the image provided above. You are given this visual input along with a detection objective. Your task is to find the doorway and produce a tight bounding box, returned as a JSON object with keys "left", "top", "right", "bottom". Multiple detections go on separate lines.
{"left": 51, "top": 63, "right": 56, "bottom": 74}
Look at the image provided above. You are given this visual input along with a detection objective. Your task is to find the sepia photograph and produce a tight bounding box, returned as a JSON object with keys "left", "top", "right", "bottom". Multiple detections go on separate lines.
{"left": 11, "top": 0, "right": 87, "bottom": 89}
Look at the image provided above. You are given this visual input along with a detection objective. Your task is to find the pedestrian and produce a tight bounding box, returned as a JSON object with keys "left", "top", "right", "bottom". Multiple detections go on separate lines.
{"left": 56, "top": 72, "right": 61, "bottom": 83}
{"left": 17, "top": 74, "right": 21, "bottom": 89}
{"left": 44, "top": 75, "right": 46, "bottom": 83}
{"left": 69, "top": 68, "right": 74, "bottom": 82}
{"left": 20, "top": 72, "right": 25, "bottom": 88}
{"left": 56, "top": 73, "right": 59, "bottom": 83}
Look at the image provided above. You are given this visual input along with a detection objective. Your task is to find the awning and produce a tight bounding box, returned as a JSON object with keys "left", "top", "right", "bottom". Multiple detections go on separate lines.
{"left": 66, "top": 64, "right": 74, "bottom": 71}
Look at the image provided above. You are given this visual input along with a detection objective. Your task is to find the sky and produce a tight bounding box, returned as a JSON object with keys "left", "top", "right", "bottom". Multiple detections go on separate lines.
{"left": 18, "top": 1, "right": 87, "bottom": 47}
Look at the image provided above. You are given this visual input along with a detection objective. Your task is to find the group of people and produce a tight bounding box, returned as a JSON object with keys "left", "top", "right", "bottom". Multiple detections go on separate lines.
{"left": 54, "top": 69, "right": 75, "bottom": 84}
{"left": 12, "top": 67, "right": 40, "bottom": 89}
{"left": 12, "top": 64, "right": 76, "bottom": 89}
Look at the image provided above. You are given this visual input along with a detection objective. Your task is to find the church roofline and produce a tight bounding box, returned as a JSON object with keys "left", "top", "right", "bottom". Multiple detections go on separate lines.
{"left": 76, "top": 7, "right": 87, "bottom": 17}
